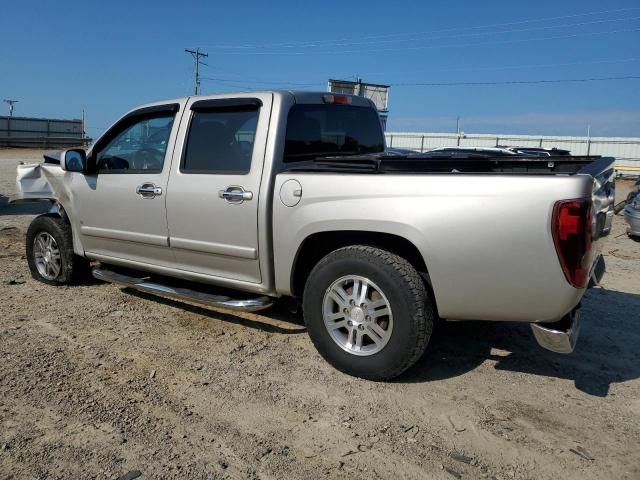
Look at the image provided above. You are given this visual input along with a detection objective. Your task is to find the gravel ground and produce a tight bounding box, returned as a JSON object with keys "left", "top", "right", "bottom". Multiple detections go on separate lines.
{"left": 1, "top": 149, "right": 639, "bottom": 480}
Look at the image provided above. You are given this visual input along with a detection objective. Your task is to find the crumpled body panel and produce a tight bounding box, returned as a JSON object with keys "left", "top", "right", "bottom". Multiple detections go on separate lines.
{"left": 10, "top": 162, "right": 63, "bottom": 203}
{"left": 9, "top": 159, "right": 82, "bottom": 254}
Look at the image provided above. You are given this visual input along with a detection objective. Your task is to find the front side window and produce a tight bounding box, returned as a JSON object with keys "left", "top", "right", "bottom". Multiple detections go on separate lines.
{"left": 284, "top": 104, "right": 385, "bottom": 161}
{"left": 96, "top": 114, "right": 175, "bottom": 172}
{"left": 182, "top": 108, "right": 259, "bottom": 174}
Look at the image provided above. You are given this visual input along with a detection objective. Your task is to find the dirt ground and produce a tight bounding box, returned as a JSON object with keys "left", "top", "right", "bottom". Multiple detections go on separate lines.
{"left": 1, "top": 149, "right": 639, "bottom": 480}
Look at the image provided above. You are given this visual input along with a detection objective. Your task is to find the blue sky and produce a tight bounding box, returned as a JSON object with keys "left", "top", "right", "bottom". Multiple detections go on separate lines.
{"left": 1, "top": 0, "right": 639, "bottom": 137}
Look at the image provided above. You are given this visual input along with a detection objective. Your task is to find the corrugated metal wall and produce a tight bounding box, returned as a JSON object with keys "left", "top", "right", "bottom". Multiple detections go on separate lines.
{"left": 385, "top": 132, "right": 640, "bottom": 174}
{"left": 0, "top": 116, "right": 89, "bottom": 148}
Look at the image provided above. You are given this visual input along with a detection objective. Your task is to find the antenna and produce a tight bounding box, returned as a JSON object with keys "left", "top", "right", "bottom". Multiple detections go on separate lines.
{"left": 3, "top": 99, "right": 18, "bottom": 117}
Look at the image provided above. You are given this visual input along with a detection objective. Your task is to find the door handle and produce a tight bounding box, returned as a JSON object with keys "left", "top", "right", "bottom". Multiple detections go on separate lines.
{"left": 136, "top": 183, "right": 162, "bottom": 198}
{"left": 218, "top": 186, "right": 253, "bottom": 203}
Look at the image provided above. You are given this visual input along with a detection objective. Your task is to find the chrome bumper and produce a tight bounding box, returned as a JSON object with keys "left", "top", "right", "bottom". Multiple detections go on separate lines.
{"left": 530, "top": 308, "right": 581, "bottom": 354}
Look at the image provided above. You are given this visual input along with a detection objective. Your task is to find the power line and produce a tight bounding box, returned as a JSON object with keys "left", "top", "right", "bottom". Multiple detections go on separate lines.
{"left": 205, "top": 82, "right": 261, "bottom": 91}
{"left": 202, "top": 7, "right": 640, "bottom": 49}
{"left": 202, "top": 79, "right": 323, "bottom": 92}
{"left": 208, "top": 27, "right": 640, "bottom": 55}
{"left": 407, "top": 57, "right": 640, "bottom": 73}
{"left": 296, "top": 16, "right": 640, "bottom": 49}
{"left": 202, "top": 75, "right": 640, "bottom": 90}
{"left": 390, "top": 75, "right": 640, "bottom": 87}
{"left": 201, "top": 76, "right": 320, "bottom": 87}
{"left": 185, "top": 48, "right": 209, "bottom": 95}
{"left": 208, "top": 15, "right": 640, "bottom": 50}
{"left": 354, "top": 57, "right": 640, "bottom": 79}
{"left": 363, "top": 27, "right": 640, "bottom": 55}
{"left": 352, "top": 58, "right": 640, "bottom": 82}
{"left": 202, "top": 57, "right": 639, "bottom": 86}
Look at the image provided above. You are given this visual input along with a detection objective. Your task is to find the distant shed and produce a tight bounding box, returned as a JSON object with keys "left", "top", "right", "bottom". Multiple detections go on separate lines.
{"left": 0, "top": 116, "right": 90, "bottom": 148}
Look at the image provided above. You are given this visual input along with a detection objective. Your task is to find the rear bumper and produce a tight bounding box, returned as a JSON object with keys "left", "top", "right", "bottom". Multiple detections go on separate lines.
{"left": 530, "top": 254, "right": 604, "bottom": 354}
{"left": 530, "top": 307, "right": 581, "bottom": 354}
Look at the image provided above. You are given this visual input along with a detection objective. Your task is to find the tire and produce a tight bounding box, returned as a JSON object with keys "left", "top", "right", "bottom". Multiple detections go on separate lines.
{"left": 26, "top": 214, "right": 90, "bottom": 285}
{"left": 303, "top": 245, "right": 434, "bottom": 380}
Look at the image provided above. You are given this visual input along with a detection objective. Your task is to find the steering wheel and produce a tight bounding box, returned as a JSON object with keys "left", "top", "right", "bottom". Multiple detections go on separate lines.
{"left": 132, "top": 148, "right": 164, "bottom": 170}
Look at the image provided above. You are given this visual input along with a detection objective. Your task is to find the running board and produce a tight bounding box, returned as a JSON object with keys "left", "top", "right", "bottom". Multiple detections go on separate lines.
{"left": 92, "top": 267, "right": 274, "bottom": 312}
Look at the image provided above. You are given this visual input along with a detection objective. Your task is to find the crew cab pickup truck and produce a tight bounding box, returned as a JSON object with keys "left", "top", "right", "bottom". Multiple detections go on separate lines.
{"left": 11, "top": 91, "right": 615, "bottom": 380}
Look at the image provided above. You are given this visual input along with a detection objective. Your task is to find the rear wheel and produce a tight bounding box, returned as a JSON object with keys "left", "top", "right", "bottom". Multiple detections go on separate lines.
{"left": 303, "top": 245, "right": 434, "bottom": 380}
{"left": 26, "top": 214, "right": 90, "bottom": 285}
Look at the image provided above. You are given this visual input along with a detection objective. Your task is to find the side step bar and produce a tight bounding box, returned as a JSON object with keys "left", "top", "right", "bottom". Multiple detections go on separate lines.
{"left": 92, "top": 267, "right": 274, "bottom": 313}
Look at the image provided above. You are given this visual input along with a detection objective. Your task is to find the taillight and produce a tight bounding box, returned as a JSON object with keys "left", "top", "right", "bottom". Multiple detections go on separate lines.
{"left": 322, "top": 94, "right": 352, "bottom": 105}
{"left": 551, "top": 199, "right": 592, "bottom": 288}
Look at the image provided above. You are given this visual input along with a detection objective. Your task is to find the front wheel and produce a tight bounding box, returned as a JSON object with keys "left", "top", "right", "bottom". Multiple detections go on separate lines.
{"left": 303, "top": 246, "right": 434, "bottom": 380}
{"left": 26, "top": 214, "right": 90, "bottom": 285}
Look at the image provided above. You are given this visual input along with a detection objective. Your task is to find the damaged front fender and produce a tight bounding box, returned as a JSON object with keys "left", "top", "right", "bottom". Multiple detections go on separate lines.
{"left": 9, "top": 160, "right": 67, "bottom": 204}
{"left": 9, "top": 159, "right": 82, "bottom": 254}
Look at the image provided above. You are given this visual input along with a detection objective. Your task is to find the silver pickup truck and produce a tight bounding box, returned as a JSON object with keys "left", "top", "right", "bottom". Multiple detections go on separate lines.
{"left": 11, "top": 91, "right": 615, "bottom": 380}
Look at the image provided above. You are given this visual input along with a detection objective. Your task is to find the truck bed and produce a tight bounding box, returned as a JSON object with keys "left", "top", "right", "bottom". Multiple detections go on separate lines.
{"left": 273, "top": 154, "right": 615, "bottom": 324}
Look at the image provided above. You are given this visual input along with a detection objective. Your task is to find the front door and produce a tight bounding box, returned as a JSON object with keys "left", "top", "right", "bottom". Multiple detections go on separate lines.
{"left": 72, "top": 104, "right": 183, "bottom": 267}
{"left": 165, "top": 94, "right": 272, "bottom": 284}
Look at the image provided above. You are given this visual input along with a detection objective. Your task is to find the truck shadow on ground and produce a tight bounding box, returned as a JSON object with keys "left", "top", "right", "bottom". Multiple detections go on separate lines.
{"left": 0, "top": 195, "right": 49, "bottom": 216}
{"left": 399, "top": 288, "right": 640, "bottom": 397}
{"left": 125, "top": 284, "right": 638, "bottom": 396}
{"left": 125, "top": 283, "right": 639, "bottom": 397}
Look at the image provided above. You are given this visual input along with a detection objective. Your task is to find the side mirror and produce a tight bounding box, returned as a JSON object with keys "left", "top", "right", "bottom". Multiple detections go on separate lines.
{"left": 62, "top": 148, "right": 87, "bottom": 173}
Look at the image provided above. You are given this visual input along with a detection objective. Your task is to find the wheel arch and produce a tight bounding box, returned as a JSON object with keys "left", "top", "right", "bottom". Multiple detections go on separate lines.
{"left": 34, "top": 200, "right": 85, "bottom": 256}
{"left": 290, "top": 230, "right": 431, "bottom": 298}
{"left": 47, "top": 200, "right": 67, "bottom": 219}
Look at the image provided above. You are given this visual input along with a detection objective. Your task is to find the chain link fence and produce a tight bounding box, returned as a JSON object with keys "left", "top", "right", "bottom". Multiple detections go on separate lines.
{"left": 385, "top": 132, "right": 640, "bottom": 175}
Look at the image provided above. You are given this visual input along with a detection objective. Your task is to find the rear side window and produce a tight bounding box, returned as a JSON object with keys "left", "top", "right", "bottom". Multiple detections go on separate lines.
{"left": 182, "top": 107, "right": 259, "bottom": 174}
{"left": 284, "top": 104, "right": 385, "bottom": 161}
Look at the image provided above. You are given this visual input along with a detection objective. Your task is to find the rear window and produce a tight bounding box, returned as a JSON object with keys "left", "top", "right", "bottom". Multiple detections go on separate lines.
{"left": 284, "top": 105, "right": 384, "bottom": 161}
{"left": 182, "top": 108, "right": 258, "bottom": 174}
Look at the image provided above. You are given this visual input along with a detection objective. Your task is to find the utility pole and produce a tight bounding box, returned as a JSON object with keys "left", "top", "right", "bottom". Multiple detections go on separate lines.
{"left": 185, "top": 48, "right": 208, "bottom": 95}
{"left": 3, "top": 99, "right": 18, "bottom": 116}
{"left": 82, "top": 110, "right": 86, "bottom": 145}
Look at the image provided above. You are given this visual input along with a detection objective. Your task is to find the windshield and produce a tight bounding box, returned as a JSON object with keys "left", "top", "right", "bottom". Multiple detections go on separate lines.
{"left": 284, "top": 104, "right": 384, "bottom": 161}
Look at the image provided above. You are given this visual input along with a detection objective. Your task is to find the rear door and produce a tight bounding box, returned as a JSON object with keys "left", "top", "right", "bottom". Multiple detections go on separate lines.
{"left": 165, "top": 94, "right": 273, "bottom": 284}
{"left": 72, "top": 103, "right": 184, "bottom": 266}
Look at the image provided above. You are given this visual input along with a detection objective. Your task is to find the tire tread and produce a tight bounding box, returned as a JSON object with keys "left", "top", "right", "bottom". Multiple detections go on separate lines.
{"left": 26, "top": 214, "right": 89, "bottom": 285}
{"left": 304, "top": 245, "right": 434, "bottom": 380}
